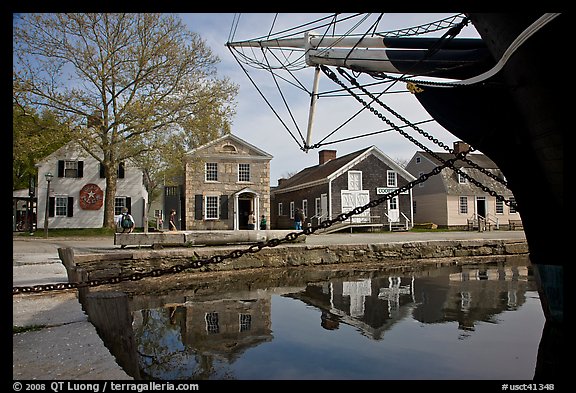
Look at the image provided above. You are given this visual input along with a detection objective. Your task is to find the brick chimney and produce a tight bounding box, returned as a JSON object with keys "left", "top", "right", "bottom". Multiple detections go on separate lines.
{"left": 319, "top": 150, "right": 337, "bottom": 165}
{"left": 453, "top": 141, "right": 470, "bottom": 154}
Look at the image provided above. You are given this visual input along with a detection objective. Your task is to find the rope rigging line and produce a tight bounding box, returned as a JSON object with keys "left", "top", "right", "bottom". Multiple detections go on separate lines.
{"left": 227, "top": 46, "right": 305, "bottom": 150}
{"left": 227, "top": 14, "right": 473, "bottom": 152}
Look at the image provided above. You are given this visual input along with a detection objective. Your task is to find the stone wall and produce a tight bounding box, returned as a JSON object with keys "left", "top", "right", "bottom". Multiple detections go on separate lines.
{"left": 61, "top": 238, "right": 529, "bottom": 296}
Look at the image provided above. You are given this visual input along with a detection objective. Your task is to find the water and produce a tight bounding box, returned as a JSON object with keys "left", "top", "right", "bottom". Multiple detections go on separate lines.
{"left": 88, "top": 255, "right": 545, "bottom": 380}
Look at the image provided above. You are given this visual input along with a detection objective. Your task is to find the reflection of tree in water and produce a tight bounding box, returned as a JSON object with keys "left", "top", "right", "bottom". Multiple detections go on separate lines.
{"left": 134, "top": 307, "right": 236, "bottom": 380}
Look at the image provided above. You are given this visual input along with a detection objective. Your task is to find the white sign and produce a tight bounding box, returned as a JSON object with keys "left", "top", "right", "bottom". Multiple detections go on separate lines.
{"left": 376, "top": 187, "right": 408, "bottom": 195}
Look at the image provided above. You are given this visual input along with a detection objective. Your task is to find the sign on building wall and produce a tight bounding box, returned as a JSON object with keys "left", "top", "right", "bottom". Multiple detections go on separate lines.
{"left": 376, "top": 187, "right": 408, "bottom": 195}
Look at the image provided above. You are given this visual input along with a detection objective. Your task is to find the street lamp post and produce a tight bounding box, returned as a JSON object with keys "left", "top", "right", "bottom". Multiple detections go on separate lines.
{"left": 44, "top": 172, "right": 53, "bottom": 238}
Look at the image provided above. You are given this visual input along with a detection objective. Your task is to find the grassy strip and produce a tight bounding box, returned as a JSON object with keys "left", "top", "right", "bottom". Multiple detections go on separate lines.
{"left": 13, "top": 325, "right": 46, "bottom": 334}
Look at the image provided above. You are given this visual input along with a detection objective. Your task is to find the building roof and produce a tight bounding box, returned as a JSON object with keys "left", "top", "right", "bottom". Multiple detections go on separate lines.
{"left": 186, "top": 133, "right": 273, "bottom": 159}
{"left": 274, "top": 145, "right": 416, "bottom": 193}
{"left": 418, "top": 151, "right": 499, "bottom": 169}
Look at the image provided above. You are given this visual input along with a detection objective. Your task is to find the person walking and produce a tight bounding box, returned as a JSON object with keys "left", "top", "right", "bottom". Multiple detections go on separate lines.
{"left": 294, "top": 208, "right": 303, "bottom": 230}
{"left": 169, "top": 209, "right": 177, "bottom": 231}
{"left": 119, "top": 207, "right": 135, "bottom": 234}
{"left": 260, "top": 214, "right": 267, "bottom": 230}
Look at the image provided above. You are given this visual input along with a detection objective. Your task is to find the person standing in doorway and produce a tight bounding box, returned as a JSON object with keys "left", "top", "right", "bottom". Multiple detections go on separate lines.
{"left": 169, "top": 209, "right": 177, "bottom": 231}
{"left": 248, "top": 211, "right": 256, "bottom": 230}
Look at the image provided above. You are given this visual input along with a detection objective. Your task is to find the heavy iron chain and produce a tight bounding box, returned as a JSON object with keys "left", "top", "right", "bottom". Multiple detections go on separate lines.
{"left": 338, "top": 68, "right": 512, "bottom": 192}
{"left": 320, "top": 65, "right": 517, "bottom": 209}
{"left": 12, "top": 154, "right": 464, "bottom": 296}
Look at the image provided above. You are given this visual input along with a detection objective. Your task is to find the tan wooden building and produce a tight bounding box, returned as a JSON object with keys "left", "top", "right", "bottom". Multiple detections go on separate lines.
{"left": 183, "top": 134, "right": 273, "bottom": 230}
{"left": 405, "top": 142, "right": 520, "bottom": 230}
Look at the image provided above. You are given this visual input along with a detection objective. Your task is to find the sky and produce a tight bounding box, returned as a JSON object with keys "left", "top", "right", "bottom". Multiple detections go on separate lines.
{"left": 179, "top": 13, "right": 483, "bottom": 186}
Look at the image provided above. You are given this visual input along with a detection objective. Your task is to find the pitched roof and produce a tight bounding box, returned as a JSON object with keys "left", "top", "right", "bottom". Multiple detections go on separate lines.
{"left": 275, "top": 147, "right": 370, "bottom": 190}
{"left": 418, "top": 151, "right": 499, "bottom": 169}
{"left": 186, "top": 133, "right": 273, "bottom": 159}
{"left": 274, "top": 145, "right": 416, "bottom": 192}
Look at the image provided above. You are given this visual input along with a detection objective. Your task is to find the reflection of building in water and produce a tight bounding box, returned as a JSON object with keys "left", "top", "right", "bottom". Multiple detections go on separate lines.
{"left": 132, "top": 295, "right": 275, "bottom": 379}
{"left": 182, "top": 298, "right": 272, "bottom": 361}
{"left": 412, "top": 264, "right": 535, "bottom": 333}
{"left": 288, "top": 275, "right": 415, "bottom": 340}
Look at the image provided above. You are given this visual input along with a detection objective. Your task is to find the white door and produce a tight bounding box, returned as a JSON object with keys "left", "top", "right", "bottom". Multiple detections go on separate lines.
{"left": 387, "top": 196, "right": 399, "bottom": 222}
{"left": 320, "top": 193, "right": 328, "bottom": 221}
{"left": 341, "top": 190, "right": 370, "bottom": 223}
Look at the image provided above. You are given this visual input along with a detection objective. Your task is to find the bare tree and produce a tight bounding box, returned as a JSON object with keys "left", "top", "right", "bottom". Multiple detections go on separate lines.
{"left": 13, "top": 13, "right": 238, "bottom": 228}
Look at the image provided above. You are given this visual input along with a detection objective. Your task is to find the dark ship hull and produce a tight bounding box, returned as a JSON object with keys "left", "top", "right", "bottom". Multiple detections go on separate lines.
{"left": 413, "top": 14, "right": 564, "bottom": 379}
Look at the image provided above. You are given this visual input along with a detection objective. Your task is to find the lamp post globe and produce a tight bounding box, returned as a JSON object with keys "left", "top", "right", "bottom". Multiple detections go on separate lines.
{"left": 44, "top": 172, "right": 53, "bottom": 238}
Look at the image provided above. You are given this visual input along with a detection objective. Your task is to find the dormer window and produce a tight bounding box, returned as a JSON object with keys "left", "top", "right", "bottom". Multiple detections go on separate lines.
{"left": 457, "top": 170, "right": 467, "bottom": 184}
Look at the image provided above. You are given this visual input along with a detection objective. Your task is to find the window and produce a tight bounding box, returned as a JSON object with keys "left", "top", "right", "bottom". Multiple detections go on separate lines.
{"left": 278, "top": 202, "right": 283, "bottom": 216}
{"left": 290, "top": 201, "right": 295, "bottom": 219}
{"left": 238, "top": 163, "right": 250, "bottom": 182}
{"left": 509, "top": 197, "right": 517, "bottom": 214}
{"left": 302, "top": 199, "right": 308, "bottom": 218}
{"left": 387, "top": 171, "right": 397, "bottom": 187}
{"left": 315, "top": 198, "right": 321, "bottom": 217}
{"left": 239, "top": 313, "right": 251, "bottom": 332}
{"left": 205, "top": 163, "right": 218, "bottom": 182}
{"left": 457, "top": 170, "right": 467, "bottom": 184}
{"left": 416, "top": 156, "right": 421, "bottom": 164}
{"left": 115, "top": 197, "right": 129, "bottom": 215}
{"left": 495, "top": 200, "right": 504, "bottom": 214}
{"left": 205, "top": 312, "right": 219, "bottom": 334}
{"left": 205, "top": 195, "right": 219, "bottom": 219}
{"left": 348, "top": 171, "right": 362, "bottom": 190}
{"left": 55, "top": 196, "right": 68, "bottom": 217}
{"left": 459, "top": 196, "right": 468, "bottom": 214}
{"left": 418, "top": 172, "right": 425, "bottom": 187}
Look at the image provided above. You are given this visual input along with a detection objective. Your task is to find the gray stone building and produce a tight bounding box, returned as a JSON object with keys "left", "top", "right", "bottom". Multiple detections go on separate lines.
{"left": 184, "top": 134, "right": 273, "bottom": 230}
{"left": 405, "top": 141, "right": 520, "bottom": 230}
{"left": 271, "top": 146, "right": 416, "bottom": 231}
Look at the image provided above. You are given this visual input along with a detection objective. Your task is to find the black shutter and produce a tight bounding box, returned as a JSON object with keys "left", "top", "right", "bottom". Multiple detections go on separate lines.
{"left": 77, "top": 161, "right": 83, "bottom": 178}
{"left": 48, "top": 197, "right": 55, "bottom": 217}
{"left": 126, "top": 197, "right": 132, "bottom": 214}
{"left": 118, "top": 162, "right": 125, "bottom": 178}
{"left": 220, "top": 195, "right": 228, "bottom": 219}
{"left": 67, "top": 197, "right": 74, "bottom": 217}
{"left": 58, "top": 160, "right": 64, "bottom": 177}
{"left": 99, "top": 163, "right": 105, "bottom": 178}
{"left": 195, "top": 195, "right": 203, "bottom": 219}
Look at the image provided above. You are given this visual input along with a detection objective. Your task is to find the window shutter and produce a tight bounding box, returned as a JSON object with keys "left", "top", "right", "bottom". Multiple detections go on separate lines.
{"left": 126, "top": 197, "right": 132, "bottom": 214}
{"left": 58, "top": 160, "right": 64, "bottom": 177}
{"left": 48, "top": 197, "right": 55, "bottom": 217}
{"left": 220, "top": 195, "right": 228, "bottom": 219}
{"left": 77, "top": 161, "right": 83, "bottom": 178}
{"left": 99, "top": 163, "right": 105, "bottom": 178}
{"left": 195, "top": 195, "right": 203, "bottom": 219}
{"left": 67, "top": 197, "right": 74, "bottom": 217}
{"left": 118, "top": 162, "right": 125, "bottom": 178}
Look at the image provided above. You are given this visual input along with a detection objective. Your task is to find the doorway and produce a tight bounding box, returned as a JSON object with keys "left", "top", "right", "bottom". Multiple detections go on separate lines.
{"left": 238, "top": 197, "right": 252, "bottom": 229}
